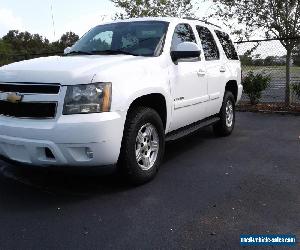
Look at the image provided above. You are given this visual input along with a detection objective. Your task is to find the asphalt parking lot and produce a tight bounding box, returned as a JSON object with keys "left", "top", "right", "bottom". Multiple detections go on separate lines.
{"left": 0, "top": 112, "right": 299, "bottom": 250}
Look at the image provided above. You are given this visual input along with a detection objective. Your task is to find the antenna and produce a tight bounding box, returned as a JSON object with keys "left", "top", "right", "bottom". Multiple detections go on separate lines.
{"left": 50, "top": 1, "right": 56, "bottom": 40}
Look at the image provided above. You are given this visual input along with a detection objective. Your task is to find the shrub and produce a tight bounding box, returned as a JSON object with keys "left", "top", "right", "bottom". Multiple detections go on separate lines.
{"left": 292, "top": 83, "right": 300, "bottom": 100}
{"left": 242, "top": 71, "right": 271, "bottom": 105}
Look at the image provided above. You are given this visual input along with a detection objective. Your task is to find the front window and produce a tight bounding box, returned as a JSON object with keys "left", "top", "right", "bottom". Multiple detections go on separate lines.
{"left": 171, "top": 23, "right": 197, "bottom": 50}
{"left": 68, "top": 21, "right": 169, "bottom": 57}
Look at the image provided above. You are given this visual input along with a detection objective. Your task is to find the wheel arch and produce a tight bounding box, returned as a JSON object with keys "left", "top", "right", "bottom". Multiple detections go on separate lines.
{"left": 126, "top": 93, "right": 168, "bottom": 130}
{"left": 225, "top": 80, "right": 238, "bottom": 102}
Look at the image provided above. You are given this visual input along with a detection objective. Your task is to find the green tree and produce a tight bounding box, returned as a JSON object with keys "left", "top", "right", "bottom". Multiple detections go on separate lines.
{"left": 243, "top": 71, "right": 271, "bottom": 105}
{"left": 293, "top": 44, "right": 300, "bottom": 66}
{"left": 239, "top": 55, "right": 253, "bottom": 66}
{"left": 0, "top": 39, "right": 13, "bottom": 66}
{"left": 264, "top": 56, "right": 277, "bottom": 66}
{"left": 50, "top": 32, "right": 79, "bottom": 52}
{"left": 3, "top": 30, "right": 50, "bottom": 55}
{"left": 1, "top": 30, "right": 51, "bottom": 63}
{"left": 59, "top": 31, "right": 79, "bottom": 48}
{"left": 210, "top": 0, "right": 300, "bottom": 106}
{"left": 0, "top": 30, "right": 80, "bottom": 66}
{"left": 292, "top": 83, "right": 300, "bottom": 99}
{"left": 0, "top": 39, "right": 12, "bottom": 54}
{"left": 111, "top": 0, "right": 195, "bottom": 19}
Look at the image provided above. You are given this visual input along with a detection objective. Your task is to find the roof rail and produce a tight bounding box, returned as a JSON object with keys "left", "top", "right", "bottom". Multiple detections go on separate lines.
{"left": 183, "top": 17, "right": 221, "bottom": 29}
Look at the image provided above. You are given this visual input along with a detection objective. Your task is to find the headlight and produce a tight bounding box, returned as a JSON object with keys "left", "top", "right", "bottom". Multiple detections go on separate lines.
{"left": 63, "top": 82, "right": 112, "bottom": 115}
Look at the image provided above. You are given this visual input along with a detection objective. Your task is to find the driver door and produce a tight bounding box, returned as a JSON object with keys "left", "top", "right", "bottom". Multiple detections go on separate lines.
{"left": 169, "top": 23, "right": 209, "bottom": 131}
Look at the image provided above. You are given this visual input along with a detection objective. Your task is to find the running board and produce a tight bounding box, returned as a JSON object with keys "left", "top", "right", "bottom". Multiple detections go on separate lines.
{"left": 166, "top": 116, "right": 220, "bottom": 142}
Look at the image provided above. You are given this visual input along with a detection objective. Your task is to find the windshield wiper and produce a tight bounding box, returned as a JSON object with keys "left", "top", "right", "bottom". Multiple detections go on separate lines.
{"left": 90, "top": 50, "right": 139, "bottom": 56}
{"left": 65, "top": 50, "right": 93, "bottom": 56}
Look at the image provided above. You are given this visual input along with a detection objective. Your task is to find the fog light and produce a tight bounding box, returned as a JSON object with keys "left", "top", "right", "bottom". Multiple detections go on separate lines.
{"left": 86, "top": 148, "right": 94, "bottom": 159}
{"left": 45, "top": 147, "right": 55, "bottom": 159}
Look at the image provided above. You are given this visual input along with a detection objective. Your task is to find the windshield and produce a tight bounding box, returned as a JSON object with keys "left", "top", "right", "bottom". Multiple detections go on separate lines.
{"left": 68, "top": 21, "right": 169, "bottom": 57}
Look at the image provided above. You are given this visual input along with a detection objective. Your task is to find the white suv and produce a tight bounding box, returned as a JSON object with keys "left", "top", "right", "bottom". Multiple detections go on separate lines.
{"left": 0, "top": 17, "right": 242, "bottom": 184}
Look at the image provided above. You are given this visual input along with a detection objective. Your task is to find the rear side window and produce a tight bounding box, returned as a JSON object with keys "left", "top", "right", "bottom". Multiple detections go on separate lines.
{"left": 171, "top": 23, "right": 196, "bottom": 50}
{"left": 215, "top": 30, "right": 239, "bottom": 60}
{"left": 196, "top": 26, "right": 219, "bottom": 61}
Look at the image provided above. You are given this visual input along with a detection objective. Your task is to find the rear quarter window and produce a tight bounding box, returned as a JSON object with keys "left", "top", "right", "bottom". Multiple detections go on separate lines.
{"left": 215, "top": 30, "right": 239, "bottom": 60}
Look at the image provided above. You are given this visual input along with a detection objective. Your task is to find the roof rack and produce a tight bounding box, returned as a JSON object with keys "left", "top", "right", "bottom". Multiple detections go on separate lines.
{"left": 183, "top": 17, "right": 221, "bottom": 29}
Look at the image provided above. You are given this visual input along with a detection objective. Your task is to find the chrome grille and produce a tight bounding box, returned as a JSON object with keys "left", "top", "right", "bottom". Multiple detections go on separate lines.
{"left": 0, "top": 82, "right": 60, "bottom": 94}
{"left": 0, "top": 82, "right": 60, "bottom": 119}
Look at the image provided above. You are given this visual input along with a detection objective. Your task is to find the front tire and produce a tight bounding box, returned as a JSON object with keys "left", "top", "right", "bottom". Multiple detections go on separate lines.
{"left": 118, "top": 107, "right": 165, "bottom": 185}
{"left": 213, "top": 91, "right": 236, "bottom": 137}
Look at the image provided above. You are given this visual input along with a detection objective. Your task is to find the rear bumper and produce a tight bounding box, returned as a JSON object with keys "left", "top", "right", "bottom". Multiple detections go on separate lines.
{"left": 237, "top": 84, "right": 243, "bottom": 104}
{"left": 0, "top": 111, "right": 126, "bottom": 167}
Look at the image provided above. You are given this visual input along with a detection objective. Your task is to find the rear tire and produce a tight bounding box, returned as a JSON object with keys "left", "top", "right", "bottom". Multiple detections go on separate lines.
{"left": 213, "top": 91, "right": 235, "bottom": 137}
{"left": 118, "top": 107, "right": 165, "bottom": 185}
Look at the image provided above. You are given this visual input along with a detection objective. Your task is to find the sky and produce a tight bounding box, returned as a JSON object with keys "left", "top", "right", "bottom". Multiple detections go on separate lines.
{"left": 0, "top": 0, "right": 215, "bottom": 41}
{"left": 0, "top": 0, "right": 117, "bottom": 40}
{"left": 0, "top": 0, "right": 286, "bottom": 57}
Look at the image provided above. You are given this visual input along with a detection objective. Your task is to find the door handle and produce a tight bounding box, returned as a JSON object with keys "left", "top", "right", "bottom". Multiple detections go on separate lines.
{"left": 220, "top": 66, "right": 226, "bottom": 73}
{"left": 197, "top": 69, "right": 206, "bottom": 77}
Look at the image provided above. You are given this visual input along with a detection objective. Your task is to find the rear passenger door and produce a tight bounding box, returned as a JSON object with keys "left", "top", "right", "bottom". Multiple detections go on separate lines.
{"left": 196, "top": 26, "right": 226, "bottom": 116}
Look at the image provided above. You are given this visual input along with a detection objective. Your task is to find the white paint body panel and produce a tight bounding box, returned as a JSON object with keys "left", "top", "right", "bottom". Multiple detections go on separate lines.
{"left": 0, "top": 17, "right": 242, "bottom": 167}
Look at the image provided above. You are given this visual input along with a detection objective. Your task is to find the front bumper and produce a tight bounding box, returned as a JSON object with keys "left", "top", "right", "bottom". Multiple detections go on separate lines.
{"left": 0, "top": 111, "right": 126, "bottom": 167}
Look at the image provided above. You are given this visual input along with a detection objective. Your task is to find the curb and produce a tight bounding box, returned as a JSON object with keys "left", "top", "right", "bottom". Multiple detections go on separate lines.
{"left": 236, "top": 109, "right": 300, "bottom": 116}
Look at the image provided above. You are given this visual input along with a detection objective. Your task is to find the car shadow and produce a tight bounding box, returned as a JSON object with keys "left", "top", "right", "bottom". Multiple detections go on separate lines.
{"left": 0, "top": 127, "right": 216, "bottom": 202}
{"left": 164, "top": 126, "right": 215, "bottom": 165}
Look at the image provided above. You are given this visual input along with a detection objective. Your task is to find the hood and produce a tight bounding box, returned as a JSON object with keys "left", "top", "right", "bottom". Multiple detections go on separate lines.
{"left": 0, "top": 55, "right": 152, "bottom": 85}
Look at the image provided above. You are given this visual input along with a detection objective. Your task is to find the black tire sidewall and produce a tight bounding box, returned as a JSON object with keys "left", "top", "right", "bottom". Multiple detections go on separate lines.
{"left": 119, "top": 107, "right": 165, "bottom": 184}
{"left": 214, "top": 91, "right": 236, "bottom": 136}
{"left": 222, "top": 92, "right": 235, "bottom": 132}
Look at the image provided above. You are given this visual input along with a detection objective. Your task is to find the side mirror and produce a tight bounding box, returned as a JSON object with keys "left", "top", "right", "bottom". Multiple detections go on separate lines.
{"left": 171, "top": 42, "right": 201, "bottom": 62}
{"left": 64, "top": 47, "right": 72, "bottom": 54}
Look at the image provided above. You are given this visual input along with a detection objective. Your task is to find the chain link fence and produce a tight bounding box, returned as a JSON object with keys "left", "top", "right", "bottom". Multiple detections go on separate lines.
{"left": 236, "top": 38, "right": 300, "bottom": 105}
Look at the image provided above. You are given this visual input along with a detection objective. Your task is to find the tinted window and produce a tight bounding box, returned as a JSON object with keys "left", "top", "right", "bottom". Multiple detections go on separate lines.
{"left": 215, "top": 30, "right": 239, "bottom": 60}
{"left": 171, "top": 24, "right": 196, "bottom": 50}
{"left": 196, "top": 26, "right": 219, "bottom": 61}
{"left": 69, "top": 21, "right": 169, "bottom": 57}
{"left": 88, "top": 31, "right": 113, "bottom": 51}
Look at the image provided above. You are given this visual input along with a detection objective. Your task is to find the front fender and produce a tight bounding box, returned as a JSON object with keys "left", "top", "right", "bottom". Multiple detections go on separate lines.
{"left": 124, "top": 87, "right": 173, "bottom": 133}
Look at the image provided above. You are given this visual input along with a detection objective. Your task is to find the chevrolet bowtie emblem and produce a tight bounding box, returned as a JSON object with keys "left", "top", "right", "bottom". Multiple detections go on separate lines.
{"left": 6, "top": 92, "right": 23, "bottom": 104}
